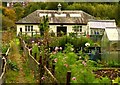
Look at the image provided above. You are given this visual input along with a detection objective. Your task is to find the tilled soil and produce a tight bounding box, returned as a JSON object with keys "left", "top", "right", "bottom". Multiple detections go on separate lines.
{"left": 93, "top": 68, "right": 120, "bottom": 80}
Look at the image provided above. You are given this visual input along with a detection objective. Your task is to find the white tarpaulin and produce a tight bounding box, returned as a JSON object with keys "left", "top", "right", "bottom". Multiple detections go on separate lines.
{"left": 105, "top": 27, "right": 120, "bottom": 41}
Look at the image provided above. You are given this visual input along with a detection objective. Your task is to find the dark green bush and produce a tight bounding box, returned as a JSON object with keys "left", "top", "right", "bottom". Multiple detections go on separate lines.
{"left": 49, "top": 35, "right": 94, "bottom": 48}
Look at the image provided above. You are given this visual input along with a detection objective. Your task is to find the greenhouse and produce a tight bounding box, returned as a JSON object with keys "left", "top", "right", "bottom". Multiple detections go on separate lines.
{"left": 101, "top": 27, "right": 120, "bottom": 66}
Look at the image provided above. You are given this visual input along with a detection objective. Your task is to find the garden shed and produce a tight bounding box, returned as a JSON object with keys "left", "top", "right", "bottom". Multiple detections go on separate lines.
{"left": 101, "top": 27, "right": 120, "bottom": 66}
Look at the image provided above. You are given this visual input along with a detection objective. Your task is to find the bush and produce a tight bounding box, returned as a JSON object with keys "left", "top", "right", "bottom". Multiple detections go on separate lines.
{"left": 50, "top": 43, "right": 111, "bottom": 83}
{"left": 1, "top": 43, "right": 9, "bottom": 54}
{"left": 49, "top": 35, "right": 94, "bottom": 49}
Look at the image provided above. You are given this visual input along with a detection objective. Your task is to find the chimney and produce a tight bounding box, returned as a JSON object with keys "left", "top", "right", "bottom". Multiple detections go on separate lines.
{"left": 58, "top": 3, "right": 62, "bottom": 12}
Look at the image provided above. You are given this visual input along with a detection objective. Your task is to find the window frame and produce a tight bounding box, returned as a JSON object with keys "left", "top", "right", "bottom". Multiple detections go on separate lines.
{"left": 25, "top": 25, "right": 33, "bottom": 32}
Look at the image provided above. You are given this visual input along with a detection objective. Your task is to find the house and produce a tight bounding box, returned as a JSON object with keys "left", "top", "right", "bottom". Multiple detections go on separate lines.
{"left": 101, "top": 27, "right": 120, "bottom": 65}
{"left": 6, "top": 1, "right": 28, "bottom": 8}
{"left": 87, "top": 19, "right": 117, "bottom": 36}
{"left": 15, "top": 4, "right": 94, "bottom": 36}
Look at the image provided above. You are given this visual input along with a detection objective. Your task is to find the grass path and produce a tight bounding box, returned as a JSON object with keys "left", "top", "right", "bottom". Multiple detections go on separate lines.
{"left": 12, "top": 44, "right": 26, "bottom": 83}
{"left": 5, "top": 39, "right": 35, "bottom": 83}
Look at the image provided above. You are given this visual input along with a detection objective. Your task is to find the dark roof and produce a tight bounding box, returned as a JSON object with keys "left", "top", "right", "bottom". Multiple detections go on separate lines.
{"left": 16, "top": 10, "right": 95, "bottom": 25}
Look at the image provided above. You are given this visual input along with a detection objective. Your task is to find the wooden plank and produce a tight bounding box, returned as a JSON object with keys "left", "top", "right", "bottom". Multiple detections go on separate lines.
{"left": 44, "top": 66, "right": 58, "bottom": 83}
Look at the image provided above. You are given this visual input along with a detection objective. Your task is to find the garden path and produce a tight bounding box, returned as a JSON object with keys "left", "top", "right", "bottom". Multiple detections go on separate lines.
{"left": 6, "top": 39, "right": 35, "bottom": 83}
{"left": 8, "top": 40, "right": 27, "bottom": 83}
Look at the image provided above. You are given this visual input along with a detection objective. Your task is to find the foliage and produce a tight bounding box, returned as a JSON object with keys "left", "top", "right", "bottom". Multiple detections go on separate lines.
{"left": 24, "top": 2, "right": 44, "bottom": 17}
{"left": 13, "top": 6, "right": 24, "bottom": 20}
{"left": 49, "top": 35, "right": 94, "bottom": 48}
{"left": 45, "top": 2, "right": 68, "bottom": 10}
{"left": 21, "top": 34, "right": 31, "bottom": 43}
{"left": 2, "top": 7, "right": 16, "bottom": 31}
{"left": 2, "top": 15, "right": 16, "bottom": 31}
{"left": 2, "top": 7, "right": 16, "bottom": 21}
{"left": 13, "top": 2, "right": 23, "bottom": 7}
{"left": 32, "top": 43, "right": 39, "bottom": 61}
{"left": 5, "top": 70, "right": 19, "bottom": 83}
{"left": 112, "top": 77, "right": 120, "bottom": 84}
{"left": 39, "top": 15, "right": 49, "bottom": 36}
{"left": 7, "top": 59, "right": 19, "bottom": 71}
{"left": 50, "top": 43, "right": 111, "bottom": 83}
{"left": 50, "top": 44, "right": 77, "bottom": 83}
{"left": 115, "top": 2, "right": 120, "bottom": 25}
{"left": 1, "top": 43, "right": 9, "bottom": 54}
{"left": 22, "top": 58, "right": 36, "bottom": 83}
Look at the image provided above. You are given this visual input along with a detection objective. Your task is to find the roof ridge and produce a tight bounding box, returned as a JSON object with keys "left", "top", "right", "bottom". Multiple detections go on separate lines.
{"left": 89, "top": 19, "right": 115, "bottom": 22}
{"left": 36, "top": 10, "right": 84, "bottom": 12}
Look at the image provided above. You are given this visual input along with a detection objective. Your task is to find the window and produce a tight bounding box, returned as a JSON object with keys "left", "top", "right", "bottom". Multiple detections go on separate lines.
{"left": 31, "top": 26, "right": 33, "bottom": 31}
{"left": 79, "top": 28, "right": 82, "bottom": 32}
{"left": 25, "top": 26, "right": 27, "bottom": 31}
{"left": 25, "top": 25, "right": 33, "bottom": 32}
{"left": 94, "top": 30, "right": 96, "bottom": 35}
{"left": 20, "top": 28, "right": 22, "bottom": 32}
{"left": 73, "top": 26, "right": 82, "bottom": 32}
{"left": 96, "top": 31, "right": 99, "bottom": 35}
{"left": 28, "top": 26, "right": 30, "bottom": 31}
{"left": 91, "top": 30, "right": 93, "bottom": 35}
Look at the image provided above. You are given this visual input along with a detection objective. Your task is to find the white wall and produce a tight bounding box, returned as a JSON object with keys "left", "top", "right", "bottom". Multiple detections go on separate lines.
{"left": 50, "top": 25, "right": 87, "bottom": 36}
{"left": 17, "top": 24, "right": 87, "bottom": 36}
{"left": 17, "top": 25, "right": 40, "bottom": 36}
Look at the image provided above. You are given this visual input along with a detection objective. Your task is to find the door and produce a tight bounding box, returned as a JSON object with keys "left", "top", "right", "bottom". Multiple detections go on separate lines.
{"left": 57, "top": 26, "right": 67, "bottom": 37}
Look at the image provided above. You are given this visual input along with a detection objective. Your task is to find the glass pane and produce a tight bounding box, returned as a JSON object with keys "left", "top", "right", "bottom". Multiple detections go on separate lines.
{"left": 25, "top": 26, "right": 27, "bottom": 31}
{"left": 31, "top": 26, "right": 33, "bottom": 31}
{"left": 28, "top": 26, "right": 30, "bottom": 31}
{"left": 80, "top": 28, "right": 82, "bottom": 32}
{"left": 79, "top": 26, "right": 82, "bottom": 28}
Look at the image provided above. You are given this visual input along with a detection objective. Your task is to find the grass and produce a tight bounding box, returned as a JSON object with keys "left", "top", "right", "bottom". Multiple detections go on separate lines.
{"left": 5, "top": 70, "right": 19, "bottom": 83}
{"left": 22, "top": 59, "right": 36, "bottom": 83}
{"left": 5, "top": 38, "right": 37, "bottom": 83}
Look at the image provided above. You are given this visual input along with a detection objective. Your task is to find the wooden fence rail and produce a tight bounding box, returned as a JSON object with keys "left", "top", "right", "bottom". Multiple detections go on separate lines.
{"left": 0, "top": 47, "right": 10, "bottom": 84}
{"left": 19, "top": 37, "right": 58, "bottom": 84}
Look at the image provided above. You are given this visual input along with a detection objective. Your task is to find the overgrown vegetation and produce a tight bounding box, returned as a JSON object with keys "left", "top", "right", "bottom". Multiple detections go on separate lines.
{"left": 49, "top": 43, "right": 111, "bottom": 83}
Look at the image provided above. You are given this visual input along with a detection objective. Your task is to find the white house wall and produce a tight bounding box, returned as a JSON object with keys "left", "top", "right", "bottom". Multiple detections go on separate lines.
{"left": 49, "top": 25, "right": 87, "bottom": 36}
{"left": 17, "top": 24, "right": 87, "bottom": 36}
{"left": 17, "top": 25, "right": 40, "bottom": 36}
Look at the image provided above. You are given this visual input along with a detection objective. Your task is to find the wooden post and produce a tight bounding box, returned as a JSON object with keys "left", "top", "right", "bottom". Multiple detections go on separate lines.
{"left": 32, "top": 32, "right": 33, "bottom": 37}
{"left": 52, "top": 60, "right": 55, "bottom": 76}
{"left": 66, "top": 71, "right": 71, "bottom": 85}
{"left": 29, "top": 48, "right": 32, "bottom": 55}
{"left": 39, "top": 56, "right": 42, "bottom": 83}
{"left": 46, "top": 59, "right": 49, "bottom": 68}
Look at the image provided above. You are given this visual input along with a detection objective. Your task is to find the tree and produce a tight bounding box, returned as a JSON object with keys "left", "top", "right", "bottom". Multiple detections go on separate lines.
{"left": 2, "top": 7, "right": 16, "bottom": 21}
{"left": 39, "top": 15, "right": 49, "bottom": 36}
{"left": 13, "top": 2, "right": 23, "bottom": 7}
{"left": 2, "top": 15, "right": 16, "bottom": 31}
{"left": 23, "top": 2, "right": 40, "bottom": 17}
{"left": 115, "top": 2, "right": 120, "bottom": 26}
{"left": 13, "top": 6, "right": 24, "bottom": 20}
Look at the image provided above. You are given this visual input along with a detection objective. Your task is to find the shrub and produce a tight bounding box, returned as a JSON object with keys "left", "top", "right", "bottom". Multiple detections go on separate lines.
{"left": 50, "top": 43, "right": 111, "bottom": 83}
{"left": 1, "top": 43, "right": 9, "bottom": 54}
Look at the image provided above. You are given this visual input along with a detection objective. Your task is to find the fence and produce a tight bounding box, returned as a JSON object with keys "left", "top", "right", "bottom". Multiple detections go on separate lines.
{"left": 0, "top": 47, "right": 10, "bottom": 84}
{"left": 19, "top": 37, "right": 58, "bottom": 84}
